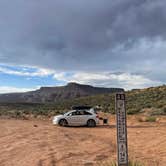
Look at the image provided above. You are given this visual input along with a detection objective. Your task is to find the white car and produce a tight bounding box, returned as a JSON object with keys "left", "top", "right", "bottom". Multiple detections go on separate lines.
{"left": 53, "top": 110, "right": 99, "bottom": 127}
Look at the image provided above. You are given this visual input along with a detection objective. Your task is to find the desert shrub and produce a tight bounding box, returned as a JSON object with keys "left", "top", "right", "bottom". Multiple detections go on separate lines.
{"left": 145, "top": 103, "right": 152, "bottom": 108}
{"left": 109, "top": 108, "right": 115, "bottom": 114}
{"left": 161, "top": 106, "right": 166, "bottom": 113}
{"left": 150, "top": 107, "right": 166, "bottom": 116}
{"left": 127, "top": 108, "right": 140, "bottom": 115}
{"left": 16, "top": 111, "right": 21, "bottom": 117}
{"left": 145, "top": 116, "right": 156, "bottom": 122}
{"left": 137, "top": 116, "right": 156, "bottom": 122}
{"left": 137, "top": 117, "right": 144, "bottom": 122}
{"left": 156, "top": 102, "right": 164, "bottom": 108}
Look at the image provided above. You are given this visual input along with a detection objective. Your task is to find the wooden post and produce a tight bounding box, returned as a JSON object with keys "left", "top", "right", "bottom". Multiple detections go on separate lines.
{"left": 115, "top": 93, "right": 128, "bottom": 166}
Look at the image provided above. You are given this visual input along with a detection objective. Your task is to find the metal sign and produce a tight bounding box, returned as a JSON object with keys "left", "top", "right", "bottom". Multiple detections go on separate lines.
{"left": 115, "top": 93, "right": 128, "bottom": 166}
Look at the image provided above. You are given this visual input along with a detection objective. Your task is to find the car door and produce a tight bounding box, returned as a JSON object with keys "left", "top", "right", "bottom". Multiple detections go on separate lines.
{"left": 67, "top": 110, "right": 87, "bottom": 126}
{"left": 73, "top": 110, "right": 93, "bottom": 125}
{"left": 65, "top": 111, "right": 80, "bottom": 126}
{"left": 76, "top": 111, "right": 87, "bottom": 125}
{"left": 65, "top": 111, "right": 76, "bottom": 125}
{"left": 81, "top": 111, "right": 93, "bottom": 125}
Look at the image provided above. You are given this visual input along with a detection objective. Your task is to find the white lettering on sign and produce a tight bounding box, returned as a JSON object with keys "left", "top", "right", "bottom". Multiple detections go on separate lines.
{"left": 116, "top": 93, "right": 128, "bottom": 166}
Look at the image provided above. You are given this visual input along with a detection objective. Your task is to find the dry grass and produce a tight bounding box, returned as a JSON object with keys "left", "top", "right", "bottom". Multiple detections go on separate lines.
{"left": 137, "top": 116, "right": 156, "bottom": 122}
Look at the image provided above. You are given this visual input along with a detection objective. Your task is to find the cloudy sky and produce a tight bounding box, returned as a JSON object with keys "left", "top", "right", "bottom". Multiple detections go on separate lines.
{"left": 0, "top": 0, "right": 166, "bottom": 93}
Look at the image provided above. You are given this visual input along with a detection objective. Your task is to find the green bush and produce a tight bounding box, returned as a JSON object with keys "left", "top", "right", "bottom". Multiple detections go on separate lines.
{"left": 127, "top": 108, "right": 140, "bottom": 115}
{"left": 145, "top": 116, "right": 156, "bottom": 122}
{"left": 137, "top": 116, "right": 157, "bottom": 122}
{"left": 162, "top": 106, "right": 166, "bottom": 113}
{"left": 150, "top": 107, "right": 166, "bottom": 116}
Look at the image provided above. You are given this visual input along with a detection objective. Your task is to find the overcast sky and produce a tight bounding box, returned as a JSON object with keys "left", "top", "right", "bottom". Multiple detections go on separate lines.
{"left": 0, "top": 0, "right": 166, "bottom": 93}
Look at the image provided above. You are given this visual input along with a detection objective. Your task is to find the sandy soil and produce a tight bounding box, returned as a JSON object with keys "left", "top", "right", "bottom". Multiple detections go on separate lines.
{"left": 0, "top": 116, "right": 166, "bottom": 166}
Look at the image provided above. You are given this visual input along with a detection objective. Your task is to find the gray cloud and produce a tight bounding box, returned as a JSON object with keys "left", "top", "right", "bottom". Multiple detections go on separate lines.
{"left": 0, "top": 0, "right": 166, "bottom": 85}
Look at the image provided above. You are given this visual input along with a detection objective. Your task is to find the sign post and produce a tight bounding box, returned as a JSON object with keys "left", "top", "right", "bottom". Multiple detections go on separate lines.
{"left": 115, "top": 93, "right": 128, "bottom": 166}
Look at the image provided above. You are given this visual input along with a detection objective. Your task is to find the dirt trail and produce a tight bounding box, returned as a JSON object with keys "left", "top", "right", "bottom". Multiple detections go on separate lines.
{"left": 0, "top": 116, "right": 166, "bottom": 166}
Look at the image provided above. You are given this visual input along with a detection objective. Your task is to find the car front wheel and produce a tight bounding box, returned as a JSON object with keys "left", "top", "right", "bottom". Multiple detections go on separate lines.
{"left": 87, "top": 119, "right": 96, "bottom": 127}
{"left": 59, "top": 119, "right": 68, "bottom": 127}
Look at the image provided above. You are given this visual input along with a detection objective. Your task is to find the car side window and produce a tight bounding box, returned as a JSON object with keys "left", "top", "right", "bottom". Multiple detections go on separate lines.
{"left": 78, "top": 111, "right": 84, "bottom": 115}
{"left": 71, "top": 111, "right": 76, "bottom": 116}
{"left": 71, "top": 111, "right": 80, "bottom": 116}
{"left": 83, "top": 111, "right": 92, "bottom": 115}
{"left": 70, "top": 110, "right": 92, "bottom": 116}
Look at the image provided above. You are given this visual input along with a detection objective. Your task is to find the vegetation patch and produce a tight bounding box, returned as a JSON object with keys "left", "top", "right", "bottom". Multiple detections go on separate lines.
{"left": 145, "top": 116, "right": 156, "bottom": 122}
{"left": 137, "top": 116, "right": 157, "bottom": 122}
{"left": 1, "top": 85, "right": 166, "bottom": 117}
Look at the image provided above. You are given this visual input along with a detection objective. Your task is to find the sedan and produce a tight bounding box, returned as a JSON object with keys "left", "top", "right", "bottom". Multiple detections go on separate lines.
{"left": 53, "top": 110, "right": 99, "bottom": 127}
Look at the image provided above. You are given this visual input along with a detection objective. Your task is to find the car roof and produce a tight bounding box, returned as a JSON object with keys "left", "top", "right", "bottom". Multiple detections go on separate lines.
{"left": 65, "top": 109, "right": 94, "bottom": 115}
{"left": 71, "top": 106, "right": 92, "bottom": 110}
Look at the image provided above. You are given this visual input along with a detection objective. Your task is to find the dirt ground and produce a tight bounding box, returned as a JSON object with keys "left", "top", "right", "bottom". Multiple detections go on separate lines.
{"left": 0, "top": 116, "right": 166, "bottom": 166}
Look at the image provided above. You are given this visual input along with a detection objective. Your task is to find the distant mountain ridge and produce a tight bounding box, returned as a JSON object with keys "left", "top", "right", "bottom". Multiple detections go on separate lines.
{"left": 0, "top": 82, "right": 124, "bottom": 103}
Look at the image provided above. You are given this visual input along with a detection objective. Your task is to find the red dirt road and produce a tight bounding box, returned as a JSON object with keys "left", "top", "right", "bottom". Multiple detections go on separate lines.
{"left": 0, "top": 116, "right": 166, "bottom": 166}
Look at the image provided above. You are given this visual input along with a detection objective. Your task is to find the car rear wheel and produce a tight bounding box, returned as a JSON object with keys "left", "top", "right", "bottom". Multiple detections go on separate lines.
{"left": 87, "top": 119, "right": 96, "bottom": 127}
{"left": 59, "top": 119, "right": 68, "bottom": 127}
